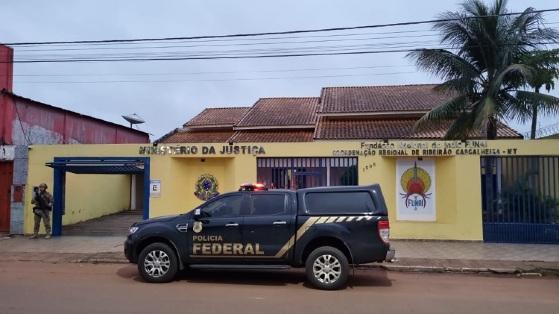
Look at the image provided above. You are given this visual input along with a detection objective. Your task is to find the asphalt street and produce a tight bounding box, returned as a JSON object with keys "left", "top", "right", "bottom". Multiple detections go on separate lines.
{"left": 0, "top": 261, "right": 557, "bottom": 314}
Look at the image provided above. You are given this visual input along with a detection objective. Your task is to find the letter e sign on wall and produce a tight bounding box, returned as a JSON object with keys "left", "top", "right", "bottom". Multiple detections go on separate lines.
{"left": 150, "top": 180, "right": 161, "bottom": 198}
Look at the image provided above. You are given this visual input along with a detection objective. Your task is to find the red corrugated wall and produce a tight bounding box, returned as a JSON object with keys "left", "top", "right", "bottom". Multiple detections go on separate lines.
{"left": 9, "top": 97, "right": 149, "bottom": 144}
{"left": 1, "top": 44, "right": 149, "bottom": 145}
{"left": 0, "top": 45, "right": 14, "bottom": 145}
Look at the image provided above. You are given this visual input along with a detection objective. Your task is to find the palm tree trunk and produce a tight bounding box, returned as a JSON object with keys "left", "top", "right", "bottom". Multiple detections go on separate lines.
{"left": 487, "top": 116, "right": 498, "bottom": 140}
{"left": 530, "top": 87, "right": 540, "bottom": 140}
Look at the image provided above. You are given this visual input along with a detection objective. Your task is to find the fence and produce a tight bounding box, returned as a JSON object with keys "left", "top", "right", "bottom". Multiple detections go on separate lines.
{"left": 481, "top": 156, "right": 559, "bottom": 243}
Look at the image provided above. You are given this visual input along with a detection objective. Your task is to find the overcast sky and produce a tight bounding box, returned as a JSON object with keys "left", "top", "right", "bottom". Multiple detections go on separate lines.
{"left": 2, "top": 0, "right": 558, "bottom": 140}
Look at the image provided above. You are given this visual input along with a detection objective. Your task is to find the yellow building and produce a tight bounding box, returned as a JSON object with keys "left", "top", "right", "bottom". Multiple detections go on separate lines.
{"left": 23, "top": 85, "right": 559, "bottom": 244}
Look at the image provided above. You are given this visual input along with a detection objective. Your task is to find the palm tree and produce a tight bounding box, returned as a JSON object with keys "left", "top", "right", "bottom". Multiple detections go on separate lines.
{"left": 408, "top": 0, "right": 559, "bottom": 139}
{"left": 516, "top": 49, "right": 559, "bottom": 139}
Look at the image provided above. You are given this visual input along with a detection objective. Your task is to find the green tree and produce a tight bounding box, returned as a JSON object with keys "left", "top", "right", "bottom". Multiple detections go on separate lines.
{"left": 515, "top": 50, "right": 559, "bottom": 139}
{"left": 408, "top": 0, "right": 559, "bottom": 139}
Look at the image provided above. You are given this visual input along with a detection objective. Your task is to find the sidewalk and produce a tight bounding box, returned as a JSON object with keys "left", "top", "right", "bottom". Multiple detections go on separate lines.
{"left": 1, "top": 236, "right": 558, "bottom": 275}
{"left": 382, "top": 240, "right": 559, "bottom": 276}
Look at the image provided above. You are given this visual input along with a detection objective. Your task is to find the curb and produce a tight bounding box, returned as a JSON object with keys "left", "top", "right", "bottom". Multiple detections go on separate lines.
{"left": 80, "top": 259, "right": 129, "bottom": 264}
{"left": 0, "top": 252, "right": 128, "bottom": 265}
{"left": 2, "top": 253, "right": 559, "bottom": 277}
{"left": 357, "top": 263, "right": 558, "bottom": 276}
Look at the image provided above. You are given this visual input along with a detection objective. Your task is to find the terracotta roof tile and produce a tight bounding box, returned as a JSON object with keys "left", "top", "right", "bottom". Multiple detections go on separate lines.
{"left": 229, "top": 130, "right": 314, "bottom": 142}
{"left": 185, "top": 107, "right": 250, "bottom": 127}
{"left": 236, "top": 97, "right": 319, "bottom": 127}
{"left": 315, "top": 119, "right": 522, "bottom": 140}
{"left": 160, "top": 130, "right": 234, "bottom": 143}
{"left": 319, "top": 84, "right": 453, "bottom": 114}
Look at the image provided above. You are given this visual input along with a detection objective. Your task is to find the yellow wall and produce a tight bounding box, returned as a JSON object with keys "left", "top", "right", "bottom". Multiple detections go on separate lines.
{"left": 24, "top": 145, "right": 136, "bottom": 234}
{"left": 24, "top": 140, "right": 559, "bottom": 240}
{"left": 149, "top": 156, "right": 235, "bottom": 216}
{"left": 63, "top": 173, "right": 131, "bottom": 225}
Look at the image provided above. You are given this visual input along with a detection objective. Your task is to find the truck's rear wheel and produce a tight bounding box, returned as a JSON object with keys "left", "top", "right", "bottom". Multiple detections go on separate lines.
{"left": 138, "top": 243, "right": 178, "bottom": 283}
{"left": 305, "top": 246, "right": 349, "bottom": 290}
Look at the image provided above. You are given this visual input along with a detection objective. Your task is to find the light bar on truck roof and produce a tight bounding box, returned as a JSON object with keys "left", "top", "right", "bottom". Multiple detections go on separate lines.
{"left": 239, "top": 183, "right": 268, "bottom": 191}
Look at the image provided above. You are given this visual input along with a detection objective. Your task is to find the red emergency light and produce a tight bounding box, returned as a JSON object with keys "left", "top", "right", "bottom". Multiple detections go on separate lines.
{"left": 239, "top": 183, "right": 268, "bottom": 191}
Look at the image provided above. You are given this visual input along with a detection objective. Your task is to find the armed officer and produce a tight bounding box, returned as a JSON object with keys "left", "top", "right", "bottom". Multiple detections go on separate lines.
{"left": 30, "top": 183, "right": 53, "bottom": 239}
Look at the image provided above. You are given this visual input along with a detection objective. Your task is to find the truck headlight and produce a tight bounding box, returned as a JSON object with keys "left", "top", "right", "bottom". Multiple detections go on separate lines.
{"left": 129, "top": 226, "right": 140, "bottom": 234}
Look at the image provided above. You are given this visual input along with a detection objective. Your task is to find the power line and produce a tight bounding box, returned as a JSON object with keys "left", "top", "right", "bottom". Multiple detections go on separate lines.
{"left": 11, "top": 29, "right": 440, "bottom": 49}
{"left": 4, "top": 8, "right": 559, "bottom": 46}
{"left": 11, "top": 41, "right": 558, "bottom": 64}
{"left": 8, "top": 49, "right": 425, "bottom": 63}
{"left": 13, "top": 21, "right": 559, "bottom": 51}
{"left": 14, "top": 34, "right": 441, "bottom": 53}
{"left": 14, "top": 40, "right": 442, "bottom": 60}
{"left": 14, "top": 71, "right": 418, "bottom": 84}
{"left": 13, "top": 64, "right": 417, "bottom": 77}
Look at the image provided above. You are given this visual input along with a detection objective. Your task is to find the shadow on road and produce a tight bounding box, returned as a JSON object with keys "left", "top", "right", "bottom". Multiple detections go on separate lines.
{"left": 116, "top": 265, "right": 392, "bottom": 288}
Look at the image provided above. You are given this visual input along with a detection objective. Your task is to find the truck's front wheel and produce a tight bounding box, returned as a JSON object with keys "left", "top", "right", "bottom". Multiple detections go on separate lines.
{"left": 305, "top": 246, "right": 349, "bottom": 290}
{"left": 138, "top": 242, "right": 178, "bottom": 283}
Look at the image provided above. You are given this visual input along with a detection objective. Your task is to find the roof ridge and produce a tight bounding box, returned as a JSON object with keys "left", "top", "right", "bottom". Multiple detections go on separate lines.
{"left": 234, "top": 99, "right": 260, "bottom": 127}
{"left": 322, "top": 84, "right": 438, "bottom": 89}
{"left": 203, "top": 106, "right": 251, "bottom": 110}
{"left": 257, "top": 96, "right": 319, "bottom": 99}
{"left": 184, "top": 106, "right": 250, "bottom": 127}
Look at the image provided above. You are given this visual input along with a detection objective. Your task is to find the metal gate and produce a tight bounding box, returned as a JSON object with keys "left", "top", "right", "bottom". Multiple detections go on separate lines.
{"left": 0, "top": 162, "right": 13, "bottom": 232}
{"left": 257, "top": 157, "right": 358, "bottom": 189}
{"left": 481, "top": 156, "right": 559, "bottom": 243}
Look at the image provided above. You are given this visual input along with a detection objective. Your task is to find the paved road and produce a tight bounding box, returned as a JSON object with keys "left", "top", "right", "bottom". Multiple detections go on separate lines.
{"left": 0, "top": 262, "right": 557, "bottom": 314}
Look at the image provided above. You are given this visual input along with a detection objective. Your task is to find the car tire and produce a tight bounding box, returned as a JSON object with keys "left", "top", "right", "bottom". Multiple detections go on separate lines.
{"left": 138, "top": 242, "right": 178, "bottom": 283}
{"left": 305, "top": 246, "right": 349, "bottom": 290}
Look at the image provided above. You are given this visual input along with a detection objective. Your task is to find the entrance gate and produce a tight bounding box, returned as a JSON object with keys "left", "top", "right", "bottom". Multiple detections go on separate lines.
{"left": 46, "top": 157, "right": 150, "bottom": 236}
{"left": 0, "top": 162, "right": 13, "bottom": 232}
{"left": 481, "top": 156, "right": 559, "bottom": 243}
{"left": 256, "top": 157, "right": 358, "bottom": 189}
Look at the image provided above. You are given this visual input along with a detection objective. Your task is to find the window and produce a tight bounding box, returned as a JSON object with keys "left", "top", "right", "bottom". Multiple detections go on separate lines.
{"left": 201, "top": 195, "right": 243, "bottom": 218}
{"left": 305, "top": 191, "right": 376, "bottom": 214}
{"left": 250, "top": 194, "right": 287, "bottom": 216}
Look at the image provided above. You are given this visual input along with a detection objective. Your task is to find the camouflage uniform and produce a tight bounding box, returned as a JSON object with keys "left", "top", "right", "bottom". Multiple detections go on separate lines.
{"left": 31, "top": 190, "right": 53, "bottom": 236}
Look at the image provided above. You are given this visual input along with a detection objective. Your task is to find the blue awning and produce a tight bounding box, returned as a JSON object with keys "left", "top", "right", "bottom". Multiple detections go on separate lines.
{"left": 46, "top": 157, "right": 145, "bottom": 174}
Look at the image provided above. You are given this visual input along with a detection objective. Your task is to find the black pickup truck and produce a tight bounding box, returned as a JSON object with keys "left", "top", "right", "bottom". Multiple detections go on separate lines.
{"left": 125, "top": 184, "right": 394, "bottom": 290}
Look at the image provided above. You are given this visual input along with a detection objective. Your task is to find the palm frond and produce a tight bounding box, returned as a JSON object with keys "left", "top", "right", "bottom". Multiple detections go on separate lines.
{"left": 414, "top": 95, "right": 469, "bottom": 131}
{"left": 434, "top": 12, "right": 473, "bottom": 48}
{"left": 407, "top": 49, "right": 481, "bottom": 81}
{"left": 515, "top": 90, "right": 559, "bottom": 116}
{"left": 472, "top": 96, "right": 496, "bottom": 129}
{"left": 444, "top": 111, "right": 477, "bottom": 139}
{"left": 433, "top": 78, "right": 478, "bottom": 95}
{"left": 490, "top": 63, "right": 533, "bottom": 94}
{"left": 499, "top": 91, "right": 529, "bottom": 122}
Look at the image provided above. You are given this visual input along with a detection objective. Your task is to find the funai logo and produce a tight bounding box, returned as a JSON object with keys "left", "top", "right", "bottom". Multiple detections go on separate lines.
{"left": 399, "top": 161, "right": 432, "bottom": 210}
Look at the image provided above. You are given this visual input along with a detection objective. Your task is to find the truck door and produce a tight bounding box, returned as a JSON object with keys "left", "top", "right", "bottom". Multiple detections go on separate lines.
{"left": 241, "top": 192, "right": 295, "bottom": 262}
{"left": 188, "top": 194, "right": 247, "bottom": 263}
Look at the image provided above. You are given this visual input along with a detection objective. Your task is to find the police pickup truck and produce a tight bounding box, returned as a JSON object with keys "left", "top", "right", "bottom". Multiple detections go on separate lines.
{"left": 125, "top": 183, "right": 393, "bottom": 290}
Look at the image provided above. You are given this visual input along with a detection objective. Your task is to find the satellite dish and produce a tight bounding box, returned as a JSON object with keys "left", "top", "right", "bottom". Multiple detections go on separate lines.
{"left": 122, "top": 113, "right": 145, "bottom": 128}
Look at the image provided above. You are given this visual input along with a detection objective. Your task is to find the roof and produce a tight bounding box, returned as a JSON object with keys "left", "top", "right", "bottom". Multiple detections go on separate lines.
{"left": 319, "top": 84, "right": 453, "bottom": 114}
{"left": 185, "top": 107, "right": 250, "bottom": 128}
{"left": 235, "top": 97, "right": 319, "bottom": 128}
{"left": 314, "top": 118, "right": 522, "bottom": 140}
{"left": 541, "top": 133, "right": 559, "bottom": 139}
{"left": 159, "top": 130, "right": 234, "bottom": 143}
{"left": 229, "top": 130, "right": 314, "bottom": 142}
{"left": 1, "top": 89, "right": 148, "bottom": 136}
